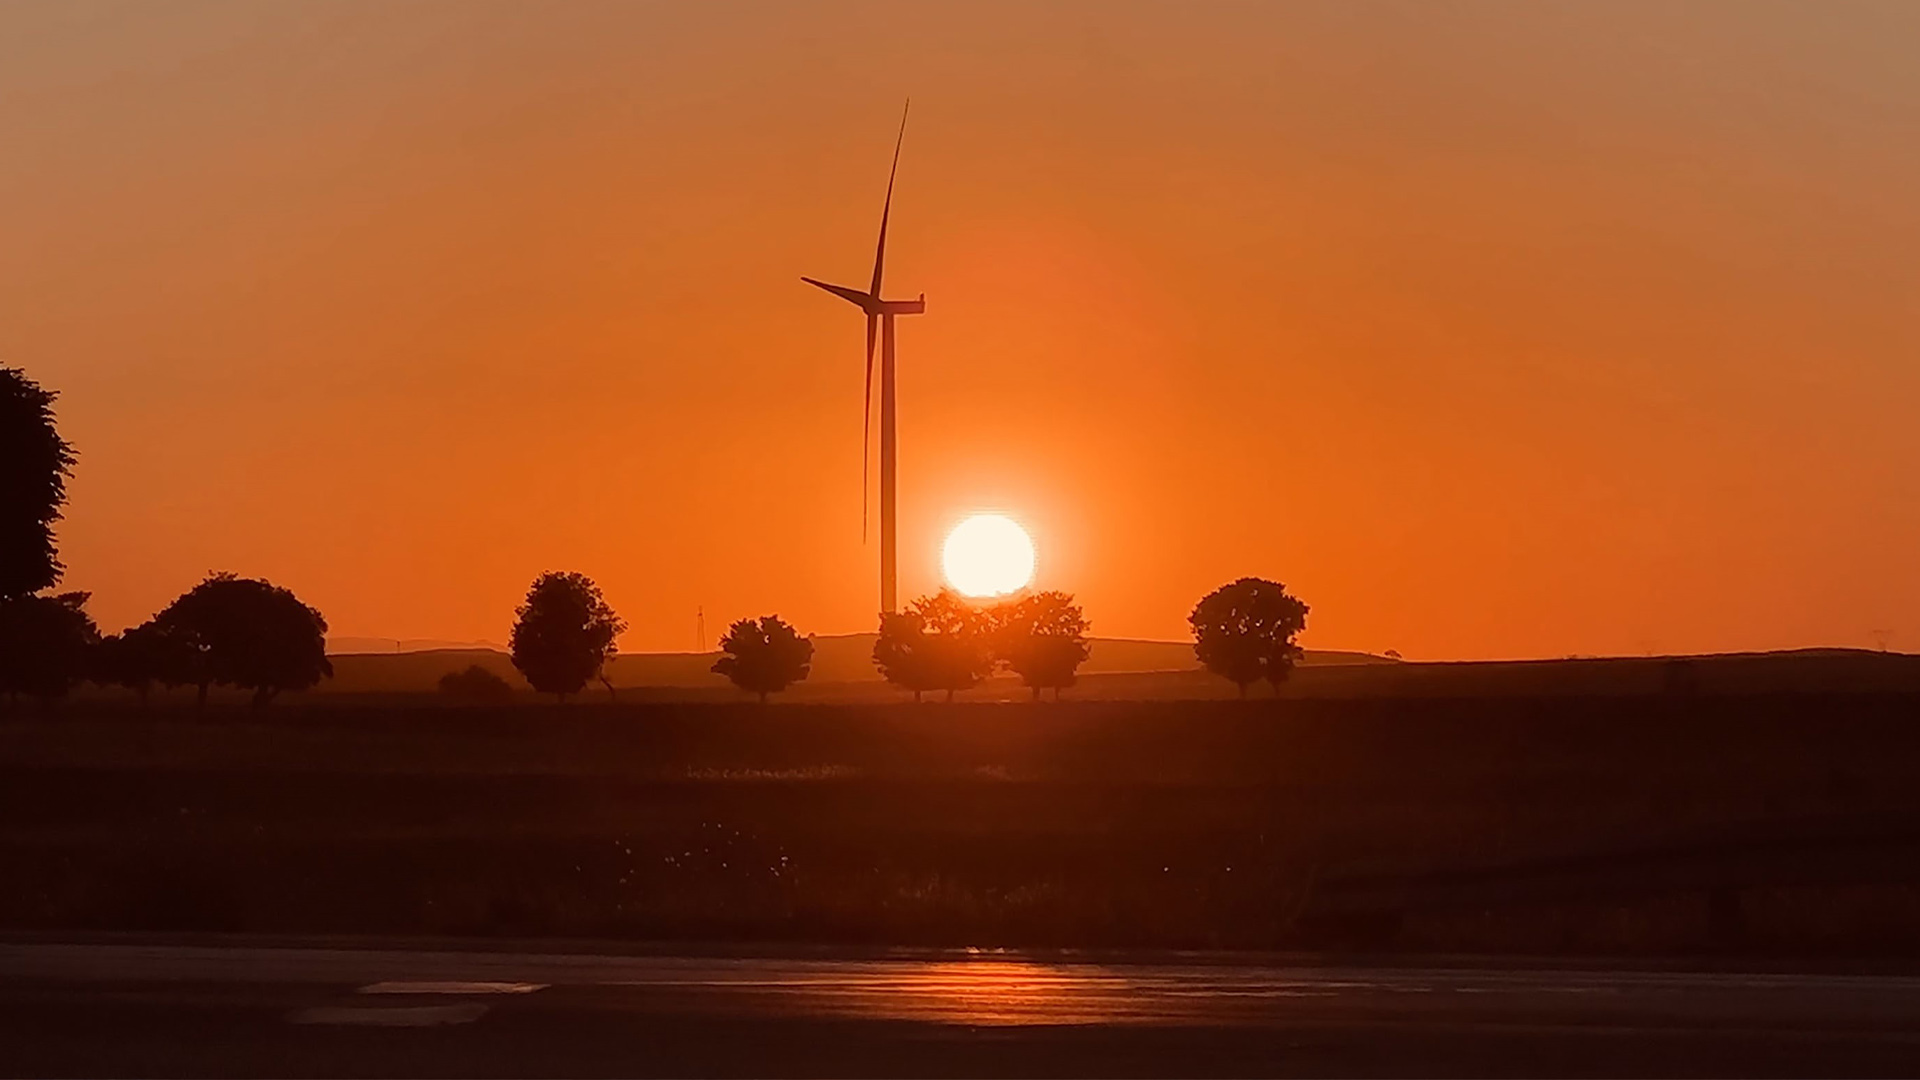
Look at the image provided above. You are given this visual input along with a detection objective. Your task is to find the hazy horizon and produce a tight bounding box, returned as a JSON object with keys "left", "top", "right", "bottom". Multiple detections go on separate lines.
{"left": 7, "top": 1, "right": 1919, "bottom": 659}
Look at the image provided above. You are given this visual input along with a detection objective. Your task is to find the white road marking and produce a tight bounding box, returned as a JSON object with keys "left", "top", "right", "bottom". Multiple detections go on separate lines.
{"left": 288, "top": 1003, "right": 490, "bottom": 1027}
{"left": 358, "top": 980, "right": 546, "bottom": 995}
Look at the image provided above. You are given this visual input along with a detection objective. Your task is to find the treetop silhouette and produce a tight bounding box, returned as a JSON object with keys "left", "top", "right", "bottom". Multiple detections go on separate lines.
{"left": 1189, "top": 577, "right": 1309, "bottom": 698}
{"left": 872, "top": 589, "right": 1002, "bottom": 702}
{"left": 0, "top": 367, "right": 75, "bottom": 600}
{"left": 95, "top": 619, "right": 199, "bottom": 706}
{"left": 713, "top": 615, "right": 814, "bottom": 703}
{"left": 993, "top": 589, "right": 1091, "bottom": 700}
{"left": 872, "top": 610, "right": 944, "bottom": 703}
{"left": 510, "top": 571, "right": 625, "bottom": 702}
{"left": 0, "top": 591, "right": 97, "bottom": 706}
{"left": 909, "top": 588, "right": 985, "bottom": 638}
{"left": 155, "top": 573, "right": 333, "bottom": 707}
{"left": 913, "top": 589, "right": 997, "bottom": 700}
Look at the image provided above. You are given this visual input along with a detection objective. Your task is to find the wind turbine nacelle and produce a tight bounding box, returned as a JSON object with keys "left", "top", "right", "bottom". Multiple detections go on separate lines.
{"left": 875, "top": 295, "right": 926, "bottom": 316}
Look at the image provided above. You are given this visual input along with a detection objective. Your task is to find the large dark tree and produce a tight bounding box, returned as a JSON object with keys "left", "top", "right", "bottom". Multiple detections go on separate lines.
{"left": 872, "top": 611, "right": 943, "bottom": 703}
{"left": 873, "top": 590, "right": 993, "bottom": 702}
{"left": 0, "top": 367, "right": 76, "bottom": 599}
{"left": 712, "top": 615, "right": 814, "bottom": 703}
{"left": 509, "top": 571, "right": 625, "bottom": 701}
{"left": 155, "top": 574, "right": 332, "bottom": 706}
{"left": 0, "top": 592, "right": 98, "bottom": 706}
{"left": 95, "top": 618, "right": 180, "bottom": 703}
{"left": 994, "top": 590, "right": 1092, "bottom": 701}
{"left": 1188, "top": 577, "right": 1310, "bottom": 698}
{"left": 915, "top": 589, "right": 996, "bottom": 701}
{"left": 93, "top": 620, "right": 199, "bottom": 705}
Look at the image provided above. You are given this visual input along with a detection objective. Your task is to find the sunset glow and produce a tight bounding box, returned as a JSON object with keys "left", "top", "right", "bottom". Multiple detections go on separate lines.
{"left": 5, "top": 3, "right": 1917, "bottom": 658}
{"left": 942, "top": 515, "right": 1035, "bottom": 598}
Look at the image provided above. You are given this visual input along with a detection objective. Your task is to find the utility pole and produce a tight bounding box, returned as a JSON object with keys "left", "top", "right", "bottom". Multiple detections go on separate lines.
{"left": 696, "top": 606, "right": 705, "bottom": 653}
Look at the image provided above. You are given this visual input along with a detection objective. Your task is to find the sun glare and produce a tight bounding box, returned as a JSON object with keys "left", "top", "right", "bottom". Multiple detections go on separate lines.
{"left": 942, "top": 514, "right": 1036, "bottom": 598}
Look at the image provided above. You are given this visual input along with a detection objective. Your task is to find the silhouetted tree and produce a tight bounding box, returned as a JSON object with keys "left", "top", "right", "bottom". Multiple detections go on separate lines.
{"left": 1263, "top": 636, "right": 1305, "bottom": 696}
{"left": 712, "top": 615, "right": 814, "bottom": 703}
{"left": 0, "top": 592, "right": 98, "bottom": 707}
{"left": 909, "top": 589, "right": 994, "bottom": 701}
{"left": 155, "top": 574, "right": 332, "bottom": 707}
{"left": 0, "top": 367, "right": 75, "bottom": 600}
{"left": 438, "top": 663, "right": 515, "bottom": 704}
{"left": 994, "top": 590, "right": 1092, "bottom": 701}
{"left": 509, "top": 571, "right": 624, "bottom": 702}
{"left": 144, "top": 620, "right": 203, "bottom": 696}
{"left": 873, "top": 611, "right": 942, "bottom": 703}
{"left": 93, "top": 621, "right": 196, "bottom": 705}
{"left": 1189, "top": 577, "right": 1310, "bottom": 698}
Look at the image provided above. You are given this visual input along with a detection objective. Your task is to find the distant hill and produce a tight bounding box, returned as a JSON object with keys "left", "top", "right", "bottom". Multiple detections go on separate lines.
{"left": 327, "top": 637, "right": 504, "bottom": 655}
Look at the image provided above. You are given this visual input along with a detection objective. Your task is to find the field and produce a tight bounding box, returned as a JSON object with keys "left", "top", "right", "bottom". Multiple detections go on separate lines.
{"left": 8, "top": 680, "right": 1920, "bottom": 957}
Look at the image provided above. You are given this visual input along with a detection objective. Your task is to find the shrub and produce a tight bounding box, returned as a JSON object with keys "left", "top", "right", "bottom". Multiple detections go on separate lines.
{"left": 438, "top": 664, "right": 516, "bottom": 704}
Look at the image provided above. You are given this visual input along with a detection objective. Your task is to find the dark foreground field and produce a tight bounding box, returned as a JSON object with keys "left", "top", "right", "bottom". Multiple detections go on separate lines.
{"left": 6, "top": 694, "right": 1920, "bottom": 956}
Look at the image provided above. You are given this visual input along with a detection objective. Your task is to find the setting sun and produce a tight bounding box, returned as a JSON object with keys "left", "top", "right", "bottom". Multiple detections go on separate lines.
{"left": 942, "top": 514, "right": 1036, "bottom": 598}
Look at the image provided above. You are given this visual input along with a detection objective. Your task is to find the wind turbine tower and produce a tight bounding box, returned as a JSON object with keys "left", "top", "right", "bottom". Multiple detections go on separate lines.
{"left": 803, "top": 103, "right": 924, "bottom": 615}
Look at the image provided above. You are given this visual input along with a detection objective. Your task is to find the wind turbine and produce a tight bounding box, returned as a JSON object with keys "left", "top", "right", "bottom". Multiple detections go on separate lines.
{"left": 803, "top": 102, "right": 924, "bottom": 616}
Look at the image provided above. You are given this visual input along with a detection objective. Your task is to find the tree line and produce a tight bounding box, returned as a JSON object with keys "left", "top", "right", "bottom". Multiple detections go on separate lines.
{"left": 872, "top": 588, "right": 1090, "bottom": 702}
{"left": 2, "top": 365, "right": 1311, "bottom": 707}
{"left": 498, "top": 579, "right": 1099, "bottom": 704}
{"left": 504, "top": 567, "right": 1310, "bottom": 703}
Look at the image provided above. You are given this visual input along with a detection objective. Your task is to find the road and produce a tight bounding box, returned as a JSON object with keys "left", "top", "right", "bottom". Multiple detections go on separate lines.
{"left": 5, "top": 940, "right": 1920, "bottom": 1077}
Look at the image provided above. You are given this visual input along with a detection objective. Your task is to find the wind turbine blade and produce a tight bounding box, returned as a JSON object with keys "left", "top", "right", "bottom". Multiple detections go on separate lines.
{"left": 868, "top": 100, "right": 909, "bottom": 298}
{"left": 862, "top": 314, "right": 876, "bottom": 543}
{"left": 802, "top": 276, "right": 880, "bottom": 312}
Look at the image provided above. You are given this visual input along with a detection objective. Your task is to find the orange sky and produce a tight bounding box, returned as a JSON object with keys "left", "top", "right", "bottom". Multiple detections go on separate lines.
{"left": 4, "top": 1, "right": 1918, "bottom": 658}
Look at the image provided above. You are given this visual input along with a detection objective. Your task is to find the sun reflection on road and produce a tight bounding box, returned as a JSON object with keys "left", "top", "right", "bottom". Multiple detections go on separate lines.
{"left": 649, "top": 958, "right": 1345, "bottom": 1027}
{"left": 855, "top": 961, "right": 1120, "bottom": 1025}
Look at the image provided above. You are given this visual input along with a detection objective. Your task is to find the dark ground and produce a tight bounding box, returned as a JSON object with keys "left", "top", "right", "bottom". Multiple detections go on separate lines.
{"left": 6, "top": 693, "right": 1920, "bottom": 954}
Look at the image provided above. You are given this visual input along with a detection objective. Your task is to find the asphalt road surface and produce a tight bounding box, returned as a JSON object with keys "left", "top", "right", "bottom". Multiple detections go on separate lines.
{"left": 5, "top": 940, "right": 1920, "bottom": 1077}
